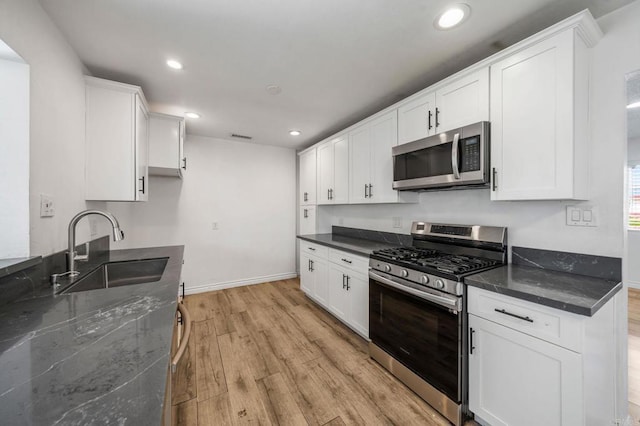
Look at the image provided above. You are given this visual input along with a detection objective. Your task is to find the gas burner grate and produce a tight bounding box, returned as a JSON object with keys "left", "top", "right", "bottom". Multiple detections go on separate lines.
{"left": 373, "top": 247, "right": 439, "bottom": 261}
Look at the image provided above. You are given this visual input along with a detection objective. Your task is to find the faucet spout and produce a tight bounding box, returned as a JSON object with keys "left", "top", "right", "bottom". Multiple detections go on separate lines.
{"left": 67, "top": 210, "right": 124, "bottom": 273}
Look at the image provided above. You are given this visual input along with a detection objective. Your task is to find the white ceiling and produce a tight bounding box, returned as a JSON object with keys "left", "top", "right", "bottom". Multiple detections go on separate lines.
{"left": 39, "top": 0, "right": 634, "bottom": 150}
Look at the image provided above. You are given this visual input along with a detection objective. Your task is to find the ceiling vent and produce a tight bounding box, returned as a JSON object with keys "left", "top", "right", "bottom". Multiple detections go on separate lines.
{"left": 231, "top": 133, "right": 253, "bottom": 140}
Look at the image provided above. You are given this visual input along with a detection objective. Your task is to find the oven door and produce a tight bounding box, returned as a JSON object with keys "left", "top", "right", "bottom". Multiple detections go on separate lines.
{"left": 392, "top": 121, "right": 489, "bottom": 190}
{"left": 369, "top": 271, "right": 463, "bottom": 403}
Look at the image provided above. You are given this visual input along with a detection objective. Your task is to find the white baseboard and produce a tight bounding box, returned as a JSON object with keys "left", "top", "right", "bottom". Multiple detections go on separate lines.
{"left": 184, "top": 272, "right": 299, "bottom": 295}
{"left": 628, "top": 280, "right": 640, "bottom": 289}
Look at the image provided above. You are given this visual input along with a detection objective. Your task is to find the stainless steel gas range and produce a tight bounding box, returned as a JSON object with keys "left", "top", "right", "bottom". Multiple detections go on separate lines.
{"left": 368, "top": 222, "right": 507, "bottom": 426}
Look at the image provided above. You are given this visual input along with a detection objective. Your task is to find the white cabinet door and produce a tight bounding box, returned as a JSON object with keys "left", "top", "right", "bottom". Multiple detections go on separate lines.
{"left": 468, "top": 314, "right": 583, "bottom": 426}
{"left": 85, "top": 76, "right": 149, "bottom": 202}
{"left": 312, "top": 256, "right": 329, "bottom": 306}
{"left": 317, "top": 142, "right": 333, "bottom": 205}
{"left": 148, "top": 112, "right": 185, "bottom": 177}
{"left": 348, "top": 124, "right": 371, "bottom": 203}
{"left": 490, "top": 30, "right": 583, "bottom": 201}
{"left": 369, "top": 110, "right": 398, "bottom": 203}
{"left": 435, "top": 68, "right": 489, "bottom": 133}
{"left": 135, "top": 95, "right": 149, "bottom": 201}
{"left": 299, "top": 205, "right": 316, "bottom": 236}
{"left": 346, "top": 271, "right": 368, "bottom": 338}
{"left": 300, "top": 252, "right": 314, "bottom": 295}
{"left": 299, "top": 148, "right": 316, "bottom": 205}
{"left": 333, "top": 135, "right": 349, "bottom": 204}
{"left": 328, "top": 265, "right": 350, "bottom": 322}
{"left": 398, "top": 91, "right": 436, "bottom": 143}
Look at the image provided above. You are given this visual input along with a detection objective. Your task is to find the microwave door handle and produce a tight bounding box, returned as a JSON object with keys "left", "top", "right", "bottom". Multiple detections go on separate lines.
{"left": 451, "top": 132, "right": 461, "bottom": 180}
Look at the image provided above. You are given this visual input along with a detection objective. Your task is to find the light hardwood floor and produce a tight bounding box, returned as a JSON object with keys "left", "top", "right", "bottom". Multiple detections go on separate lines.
{"left": 172, "top": 278, "right": 458, "bottom": 425}
{"left": 630, "top": 288, "right": 640, "bottom": 424}
{"left": 174, "top": 281, "right": 640, "bottom": 425}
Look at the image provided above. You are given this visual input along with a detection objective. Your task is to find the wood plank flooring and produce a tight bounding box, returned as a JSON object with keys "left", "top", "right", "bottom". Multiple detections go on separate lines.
{"left": 630, "top": 288, "right": 640, "bottom": 424}
{"left": 173, "top": 281, "right": 640, "bottom": 425}
{"left": 173, "top": 278, "right": 456, "bottom": 425}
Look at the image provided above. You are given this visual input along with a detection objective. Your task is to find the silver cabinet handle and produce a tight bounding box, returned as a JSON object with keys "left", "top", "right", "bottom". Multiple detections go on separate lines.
{"left": 451, "top": 133, "right": 460, "bottom": 180}
{"left": 346, "top": 275, "right": 350, "bottom": 291}
{"left": 342, "top": 274, "right": 347, "bottom": 289}
{"left": 308, "top": 247, "right": 315, "bottom": 251}
{"left": 172, "top": 303, "right": 192, "bottom": 373}
{"left": 428, "top": 110, "right": 433, "bottom": 130}
{"left": 435, "top": 107, "right": 440, "bottom": 128}
{"left": 341, "top": 258, "right": 352, "bottom": 264}
{"left": 369, "top": 183, "right": 373, "bottom": 198}
{"left": 309, "top": 259, "right": 314, "bottom": 271}
{"left": 303, "top": 209, "right": 308, "bottom": 218}
{"left": 364, "top": 184, "right": 368, "bottom": 198}
{"left": 182, "top": 157, "right": 187, "bottom": 170}
{"left": 304, "top": 192, "right": 308, "bottom": 202}
{"left": 492, "top": 168, "right": 498, "bottom": 191}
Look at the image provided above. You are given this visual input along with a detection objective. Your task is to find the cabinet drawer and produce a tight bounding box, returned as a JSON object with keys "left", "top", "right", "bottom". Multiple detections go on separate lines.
{"left": 301, "top": 242, "right": 328, "bottom": 258}
{"left": 329, "top": 249, "right": 368, "bottom": 273}
{"left": 467, "top": 286, "right": 583, "bottom": 351}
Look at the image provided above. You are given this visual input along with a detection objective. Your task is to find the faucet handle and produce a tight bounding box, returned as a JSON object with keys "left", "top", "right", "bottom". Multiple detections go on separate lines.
{"left": 50, "top": 271, "right": 79, "bottom": 288}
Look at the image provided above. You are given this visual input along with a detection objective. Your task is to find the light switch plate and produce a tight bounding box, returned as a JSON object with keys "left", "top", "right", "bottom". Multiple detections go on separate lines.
{"left": 392, "top": 217, "right": 403, "bottom": 228}
{"left": 566, "top": 205, "right": 598, "bottom": 227}
{"left": 40, "top": 194, "right": 54, "bottom": 217}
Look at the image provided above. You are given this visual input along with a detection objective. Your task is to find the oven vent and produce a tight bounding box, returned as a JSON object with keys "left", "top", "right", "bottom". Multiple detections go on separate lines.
{"left": 231, "top": 133, "right": 253, "bottom": 140}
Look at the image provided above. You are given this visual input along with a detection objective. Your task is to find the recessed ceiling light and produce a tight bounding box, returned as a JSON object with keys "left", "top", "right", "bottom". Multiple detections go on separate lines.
{"left": 628, "top": 101, "right": 640, "bottom": 109}
{"left": 185, "top": 112, "right": 200, "bottom": 119}
{"left": 289, "top": 130, "right": 301, "bottom": 136}
{"left": 166, "top": 59, "right": 183, "bottom": 70}
{"left": 266, "top": 84, "right": 282, "bottom": 95}
{"left": 435, "top": 4, "right": 470, "bottom": 30}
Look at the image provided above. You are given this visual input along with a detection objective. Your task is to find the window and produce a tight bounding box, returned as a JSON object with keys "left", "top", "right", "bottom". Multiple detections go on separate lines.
{"left": 629, "top": 165, "right": 640, "bottom": 228}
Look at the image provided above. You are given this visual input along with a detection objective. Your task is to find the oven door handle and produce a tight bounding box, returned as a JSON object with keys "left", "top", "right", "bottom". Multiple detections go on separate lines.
{"left": 451, "top": 132, "right": 460, "bottom": 180}
{"left": 369, "top": 271, "right": 460, "bottom": 311}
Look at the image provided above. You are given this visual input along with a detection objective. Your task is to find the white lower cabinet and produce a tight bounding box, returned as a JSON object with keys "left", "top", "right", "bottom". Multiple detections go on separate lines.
{"left": 299, "top": 251, "right": 328, "bottom": 305}
{"left": 468, "top": 314, "right": 582, "bottom": 426}
{"left": 299, "top": 244, "right": 369, "bottom": 338}
{"left": 467, "top": 286, "right": 617, "bottom": 426}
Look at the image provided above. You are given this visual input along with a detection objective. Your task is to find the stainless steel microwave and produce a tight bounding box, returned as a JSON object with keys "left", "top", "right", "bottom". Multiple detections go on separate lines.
{"left": 392, "top": 121, "right": 490, "bottom": 191}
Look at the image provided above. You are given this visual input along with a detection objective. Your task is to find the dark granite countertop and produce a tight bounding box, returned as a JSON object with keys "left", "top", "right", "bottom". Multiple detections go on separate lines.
{"left": 466, "top": 264, "right": 622, "bottom": 316}
{"left": 0, "top": 245, "right": 184, "bottom": 425}
{"left": 0, "top": 256, "right": 42, "bottom": 279}
{"left": 297, "top": 233, "right": 402, "bottom": 256}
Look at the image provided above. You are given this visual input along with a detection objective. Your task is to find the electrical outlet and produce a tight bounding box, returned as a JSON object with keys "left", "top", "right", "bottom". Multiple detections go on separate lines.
{"left": 40, "top": 194, "right": 55, "bottom": 217}
{"left": 338, "top": 217, "right": 344, "bottom": 226}
{"left": 212, "top": 222, "right": 219, "bottom": 230}
{"left": 392, "top": 217, "right": 403, "bottom": 228}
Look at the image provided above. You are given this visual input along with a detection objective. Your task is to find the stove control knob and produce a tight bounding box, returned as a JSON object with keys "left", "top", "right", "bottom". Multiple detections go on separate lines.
{"left": 421, "top": 275, "right": 430, "bottom": 285}
{"left": 434, "top": 279, "right": 445, "bottom": 289}
{"left": 401, "top": 269, "right": 409, "bottom": 278}
{"left": 383, "top": 264, "right": 391, "bottom": 273}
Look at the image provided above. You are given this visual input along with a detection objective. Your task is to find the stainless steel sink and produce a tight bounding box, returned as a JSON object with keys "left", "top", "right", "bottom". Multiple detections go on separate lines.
{"left": 60, "top": 257, "right": 169, "bottom": 294}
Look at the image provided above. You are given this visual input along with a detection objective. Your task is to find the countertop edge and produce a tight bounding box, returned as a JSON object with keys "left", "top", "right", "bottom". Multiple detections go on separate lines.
{"left": 297, "top": 234, "right": 374, "bottom": 257}
{"left": 0, "top": 256, "right": 43, "bottom": 279}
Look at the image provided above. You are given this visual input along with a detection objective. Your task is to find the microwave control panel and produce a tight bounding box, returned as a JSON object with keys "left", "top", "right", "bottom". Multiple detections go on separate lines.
{"left": 460, "top": 136, "right": 481, "bottom": 172}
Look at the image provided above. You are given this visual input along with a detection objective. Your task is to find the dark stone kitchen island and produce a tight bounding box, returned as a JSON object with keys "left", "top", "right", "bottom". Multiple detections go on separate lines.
{"left": 0, "top": 245, "right": 184, "bottom": 425}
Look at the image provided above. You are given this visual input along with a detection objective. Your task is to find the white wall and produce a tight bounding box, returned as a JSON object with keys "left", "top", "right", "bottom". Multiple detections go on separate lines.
{"left": 0, "top": 54, "right": 29, "bottom": 258}
{"left": 106, "top": 135, "right": 297, "bottom": 292}
{"left": 0, "top": 0, "right": 93, "bottom": 257}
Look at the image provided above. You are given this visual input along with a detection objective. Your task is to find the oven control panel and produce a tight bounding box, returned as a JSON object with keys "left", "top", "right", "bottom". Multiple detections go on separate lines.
{"left": 369, "top": 259, "right": 463, "bottom": 296}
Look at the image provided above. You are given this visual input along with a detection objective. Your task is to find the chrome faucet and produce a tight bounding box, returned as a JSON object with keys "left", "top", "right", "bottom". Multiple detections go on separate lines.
{"left": 67, "top": 210, "right": 124, "bottom": 273}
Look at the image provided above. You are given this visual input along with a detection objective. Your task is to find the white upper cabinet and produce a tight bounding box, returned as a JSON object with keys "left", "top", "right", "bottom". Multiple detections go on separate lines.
{"left": 149, "top": 112, "right": 185, "bottom": 178}
{"left": 298, "top": 148, "right": 317, "bottom": 205}
{"left": 398, "top": 68, "right": 489, "bottom": 144}
{"left": 490, "top": 14, "right": 601, "bottom": 201}
{"left": 435, "top": 68, "right": 489, "bottom": 133}
{"left": 349, "top": 111, "right": 417, "bottom": 204}
{"left": 85, "top": 76, "right": 149, "bottom": 202}
{"left": 397, "top": 91, "right": 436, "bottom": 144}
{"left": 317, "top": 134, "right": 348, "bottom": 204}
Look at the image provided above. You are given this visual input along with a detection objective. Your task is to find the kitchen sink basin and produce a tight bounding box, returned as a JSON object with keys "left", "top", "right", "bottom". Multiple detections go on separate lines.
{"left": 60, "top": 257, "right": 169, "bottom": 294}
